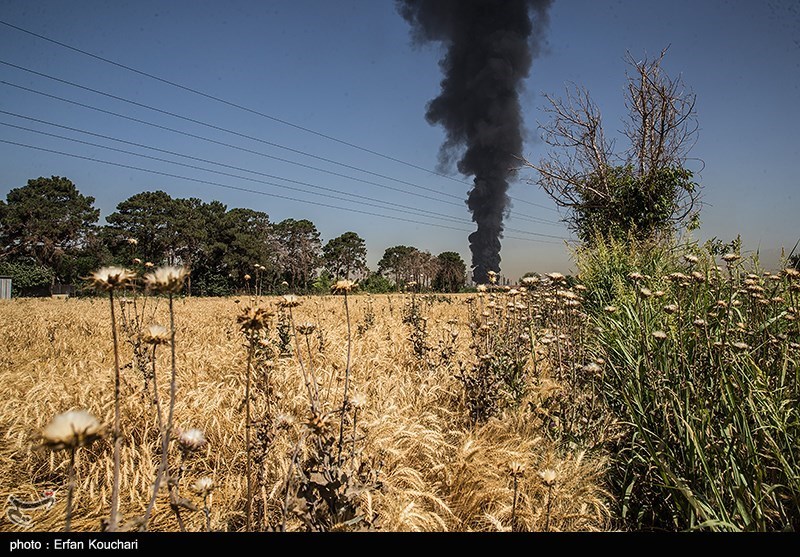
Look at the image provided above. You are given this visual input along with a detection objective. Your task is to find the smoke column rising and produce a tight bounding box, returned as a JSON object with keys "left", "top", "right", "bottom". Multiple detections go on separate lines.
{"left": 397, "top": 0, "right": 552, "bottom": 284}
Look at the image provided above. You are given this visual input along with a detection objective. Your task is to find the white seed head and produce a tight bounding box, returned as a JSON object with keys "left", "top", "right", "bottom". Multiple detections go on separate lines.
{"left": 42, "top": 409, "right": 103, "bottom": 450}
{"left": 331, "top": 279, "right": 355, "bottom": 293}
{"left": 89, "top": 267, "right": 136, "bottom": 291}
{"left": 192, "top": 477, "right": 215, "bottom": 496}
{"left": 350, "top": 392, "right": 367, "bottom": 410}
{"left": 141, "top": 324, "right": 170, "bottom": 345}
{"left": 177, "top": 428, "right": 206, "bottom": 452}
{"left": 539, "top": 469, "right": 557, "bottom": 486}
{"left": 279, "top": 294, "right": 301, "bottom": 308}
{"left": 144, "top": 266, "right": 189, "bottom": 294}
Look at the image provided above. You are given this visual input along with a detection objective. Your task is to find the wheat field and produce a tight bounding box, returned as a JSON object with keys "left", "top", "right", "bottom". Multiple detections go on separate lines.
{"left": 0, "top": 293, "right": 611, "bottom": 532}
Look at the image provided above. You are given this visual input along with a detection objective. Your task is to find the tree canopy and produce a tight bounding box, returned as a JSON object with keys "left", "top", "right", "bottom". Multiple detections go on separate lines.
{"left": 0, "top": 176, "right": 100, "bottom": 284}
{"left": 323, "top": 231, "right": 367, "bottom": 280}
{"left": 1, "top": 176, "right": 481, "bottom": 296}
{"left": 527, "top": 50, "right": 701, "bottom": 243}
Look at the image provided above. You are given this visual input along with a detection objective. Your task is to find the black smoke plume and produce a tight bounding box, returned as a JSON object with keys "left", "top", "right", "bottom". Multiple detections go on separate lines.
{"left": 397, "top": 0, "right": 552, "bottom": 284}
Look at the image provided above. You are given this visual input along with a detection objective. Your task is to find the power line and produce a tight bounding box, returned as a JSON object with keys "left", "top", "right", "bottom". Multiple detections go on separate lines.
{"left": 6, "top": 55, "right": 511, "bottom": 207}
{"left": 0, "top": 120, "right": 469, "bottom": 227}
{"left": 0, "top": 59, "right": 469, "bottom": 201}
{"left": 0, "top": 79, "right": 463, "bottom": 207}
{"left": 0, "top": 18, "right": 561, "bottom": 214}
{"left": 0, "top": 78, "right": 563, "bottom": 228}
{"left": 0, "top": 109, "right": 564, "bottom": 231}
{"left": 0, "top": 138, "right": 568, "bottom": 245}
{"left": 0, "top": 120, "right": 561, "bottom": 240}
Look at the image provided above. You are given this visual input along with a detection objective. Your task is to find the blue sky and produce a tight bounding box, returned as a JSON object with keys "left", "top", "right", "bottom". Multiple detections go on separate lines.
{"left": 0, "top": 0, "right": 798, "bottom": 280}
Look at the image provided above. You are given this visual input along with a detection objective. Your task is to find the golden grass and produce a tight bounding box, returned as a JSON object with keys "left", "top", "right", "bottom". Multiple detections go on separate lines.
{"left": 0, "top": 294, "right": 610, "bottom": 532}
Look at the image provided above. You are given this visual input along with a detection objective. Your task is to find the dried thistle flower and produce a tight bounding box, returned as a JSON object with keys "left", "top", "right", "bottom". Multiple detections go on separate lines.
{"left": 88, "top": 267, "right": 136, "bottom": 291}
{"left": 144, "top": 261, "right": 154, "bottom": 268}
{"left": 663, "top": 304, "right": 679, "bottom": 315}
{"left": 279, "top": 294, "right": 301, "bottom": 308}
{"left": 683, "top": 254, "right": 699, "bottom": 264}
{"left": 132, "top": 258, "right": 142, "bottom": 265}
{"left": 539, "top": 469, "right": 557, "bottom": 487}
{"left": 583, "top": 362, "right": 602, "bottom": 374}
{"left": 141, "top": 324, "right": 171, "bottom": 345}
{"left": 144, "top": 266, "right": 189, "bottom": 294}
{"left": 690, "top": 271, "right": 706, "bottom": 283}
{"left": 652, "top": 330, "right": 668, "bottom": 341}
{"left": 639, "top": 287, "right": 653, "bottom": 298}
{"left": 546, "top": 272, "right": 566, "bottom": 282}
{"left": 274, "top": 412, "right": 294, "bottom": 430}
{"left": 603, "top": 305, "right": 618, "bottom": 314}
{"left": 693, "top": 318, "right": 707, "bottom": 328}
{"left": 783, "top": 268, "right": 799, "bottom": 279}
{"left": 666, "top": 272, "right": 690, "bottom": 283}
{"left": 521, "top": 276, "right": 537, "bottom": 285}
{"left": 508, "top": 462, "right": 526, "bottom": 478}
{"left": 192, "top": 477, "right": 215, "bottom": 496}
{"left": 722, "top": 253, "right": 741, "bottom": 263}
{"left": 350, "top": 392, "right": 367, "bottom": 410}
{"left": 42, "top": 410, "right": 103, "bottom": 450}
{"left": 177, "top": 428, "right": 206, "bottom": 452}
{"left": 126, "top": 238, "right": 138, "bottom": 245}
{"left": 732, "top": 342, "right": 750, "bottom": 351}
{"left": 296, "top": 322, "right": 317, "bottom": 335}
{"left": 487, "top": 270, "right": 498, "bottom": 284}
{"left": 243, "top": 274, "right": 251, "bottom": 281}
{"left": 237, "top": 306, "right": 273, "bottom": 332}
{"left": 476, "top": 284, "right": 487, "bottom": 292}
{"left": 306, "top": 411, "right": 330, "bottom": 434}
{"left": 628, "top": 271, "right": 645, "bottom": 282}
{"left": 331, "top": 279, "right": 355, "bottom": 293}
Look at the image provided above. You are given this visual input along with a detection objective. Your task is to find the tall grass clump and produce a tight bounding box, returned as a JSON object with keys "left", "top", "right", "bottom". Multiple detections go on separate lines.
{"left": 577, "top": 234, "right": 800, "bottom": 531}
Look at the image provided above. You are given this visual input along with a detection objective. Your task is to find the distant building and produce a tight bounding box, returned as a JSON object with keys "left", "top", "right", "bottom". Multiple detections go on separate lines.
{"left": 0, "top": 276, "right": 11, "bottom": 299}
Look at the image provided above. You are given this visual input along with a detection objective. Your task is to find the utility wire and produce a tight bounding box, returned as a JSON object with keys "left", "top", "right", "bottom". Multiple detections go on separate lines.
{"left": 0, "top": 109, "right": 562, "bottom": 229}
{"left": 0, "top": 18, "right": 561, "bottom": 214}
{"left": 0, "top": 120, "right": 561, "bottom": 239}
{"left": 0, "top": 138, "right": 568, "bottom": 245}
{"left": 0, "top": 78, "right": 562, "bottom": 227}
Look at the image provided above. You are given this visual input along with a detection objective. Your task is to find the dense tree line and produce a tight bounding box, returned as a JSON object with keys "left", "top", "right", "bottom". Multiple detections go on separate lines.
{"left": 0, "top": 176, "right": 467, "bottom": 296}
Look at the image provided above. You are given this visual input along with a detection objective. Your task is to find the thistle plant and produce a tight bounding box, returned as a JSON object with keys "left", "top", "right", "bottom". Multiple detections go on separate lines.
{"left": 41, "top": 410, "right": 103, "bottom": 532}
{"left": 141, "top": 265, "right": 189, "bottom": 531}
{"left": 192, "top": 477, "right": 215, "bottom": 532}
{"left": 140, "top": 324, "right": 170, "bottom": 433}
{"left": 168, "top": 427, "right": 206, "bottom": 531}
{"left": 87, "top": 266, "right": 135, "bottom": 531}
{"left": 539, "top": 469, "right": 557, "bottom": 532}
{"left": 508, "top": 462, "right": 525, "bottom": 532}
{"left": 331, "top": 279, "right": 354, "bottom": 464}
{"left": 237, "top": 304, "right": 273, "bottom": 531}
